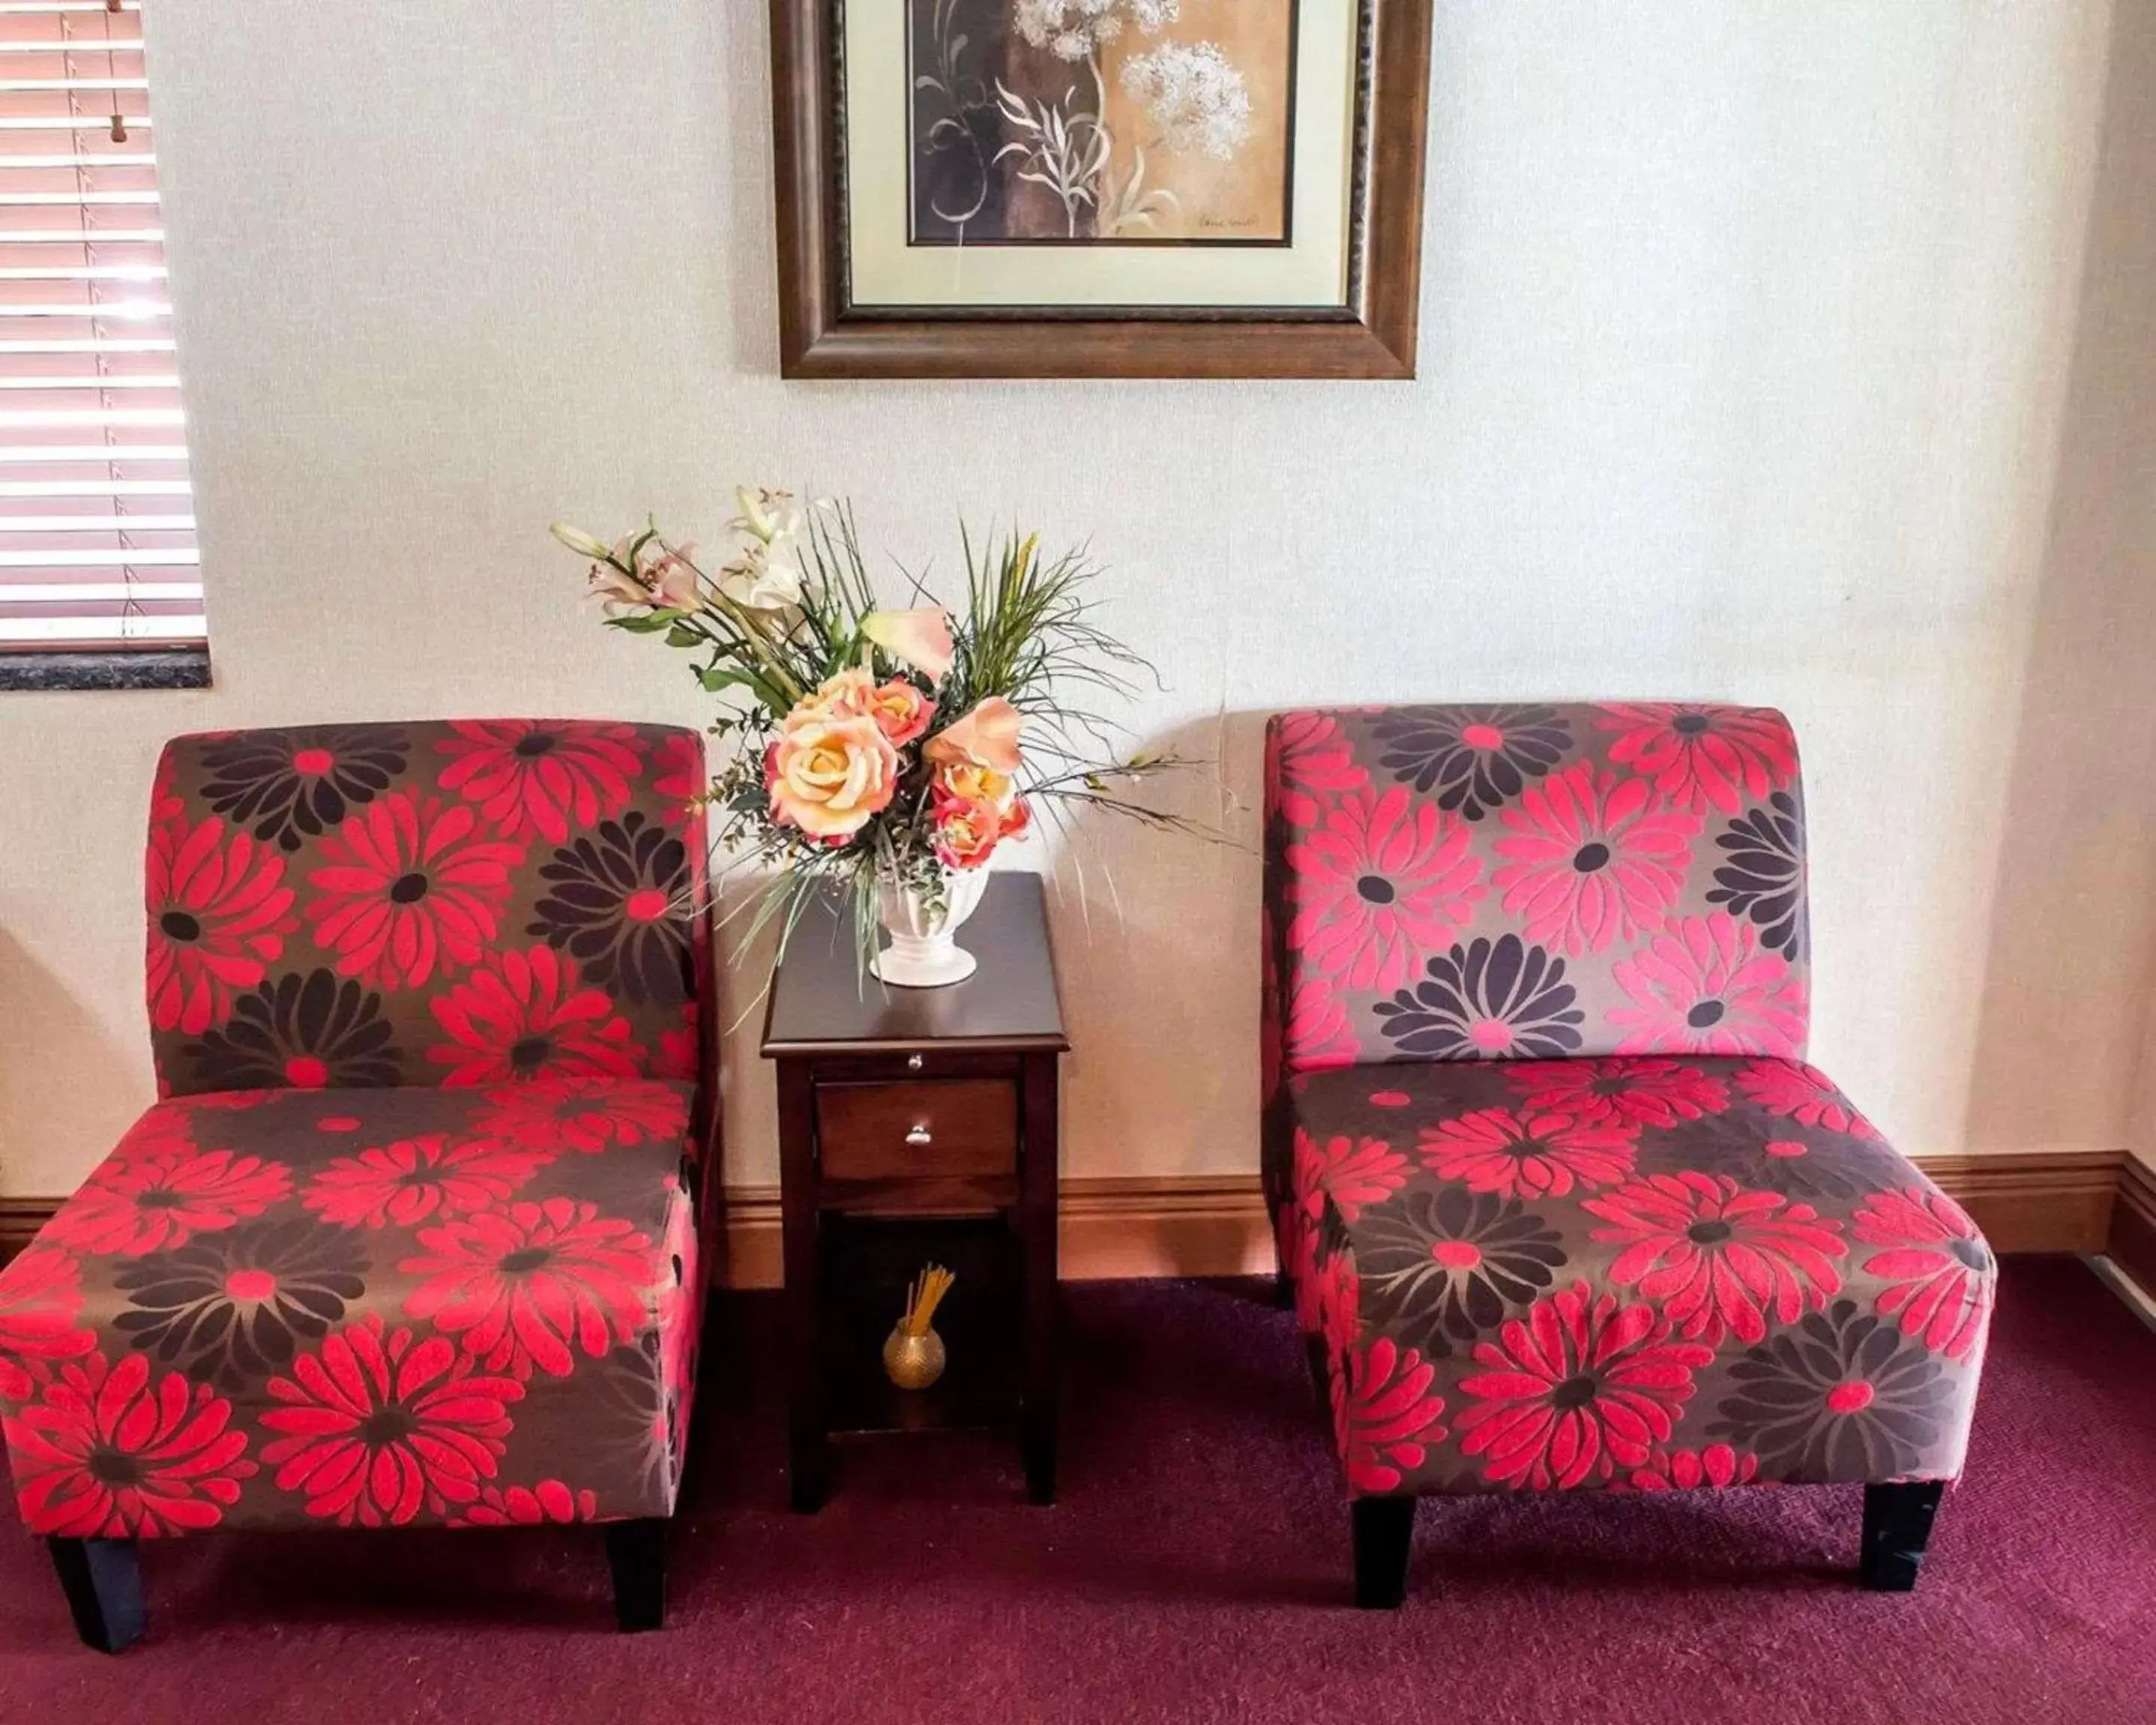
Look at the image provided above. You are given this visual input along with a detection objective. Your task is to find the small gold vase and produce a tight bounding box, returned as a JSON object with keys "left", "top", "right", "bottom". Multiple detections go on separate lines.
{"left": 882, "top": 1323, "right": 947, "bottom": 1390}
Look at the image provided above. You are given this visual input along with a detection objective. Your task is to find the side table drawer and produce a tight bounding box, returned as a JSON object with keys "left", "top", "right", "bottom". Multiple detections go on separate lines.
{"left": 817, "top": 1080, "right": 1017, "bottom": 1185}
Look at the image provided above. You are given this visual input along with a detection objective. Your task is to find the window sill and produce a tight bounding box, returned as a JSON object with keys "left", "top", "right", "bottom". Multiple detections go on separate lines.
{"left": 0, "top": 648, "right": 212, "bottom": 693}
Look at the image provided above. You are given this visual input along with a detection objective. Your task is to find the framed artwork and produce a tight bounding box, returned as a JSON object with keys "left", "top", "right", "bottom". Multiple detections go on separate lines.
{"left": 770, "top": 1, "right": 1434, "bottom": 379}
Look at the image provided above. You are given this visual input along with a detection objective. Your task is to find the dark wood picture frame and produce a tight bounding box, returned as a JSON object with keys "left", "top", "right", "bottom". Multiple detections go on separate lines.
{"left": 770, "top": 0, "right": 1434, "bottom": 380}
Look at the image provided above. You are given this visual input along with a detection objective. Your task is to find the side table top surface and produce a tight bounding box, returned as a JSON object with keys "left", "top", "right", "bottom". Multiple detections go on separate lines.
{"left": 760, "top": 872, "right": 1068, "bottom": 1056}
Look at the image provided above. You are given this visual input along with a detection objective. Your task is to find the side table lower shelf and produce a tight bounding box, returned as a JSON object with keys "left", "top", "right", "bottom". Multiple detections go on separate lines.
{"left": 818, "top": 1212, "right": 1021, "bottom": 1438}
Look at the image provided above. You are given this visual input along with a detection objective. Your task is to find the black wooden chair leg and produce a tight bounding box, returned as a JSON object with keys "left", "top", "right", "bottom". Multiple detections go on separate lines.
{"left": 1860, "top": 1481, "right": 1945, "bottom": 1592}
{"left": 46, "top": 1537, "right": 144, "bottom": 1653}
{"left": 606, "top": 1518, "right": 669, "bottom": 1631}
{"left": 1352, "top": 1496, "right": 1416, "bottom": 1609}
{"left": 1305, "top": 1334, "right": 1332, "bottom": 1411}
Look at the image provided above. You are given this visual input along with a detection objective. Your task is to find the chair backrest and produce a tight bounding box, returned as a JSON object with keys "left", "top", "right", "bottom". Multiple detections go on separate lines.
{"left": 146, "top": 719, "right": 707, "bottom": 1097}
{"left": 1262, "top": 702, "right": 1809, "bottom": 1078}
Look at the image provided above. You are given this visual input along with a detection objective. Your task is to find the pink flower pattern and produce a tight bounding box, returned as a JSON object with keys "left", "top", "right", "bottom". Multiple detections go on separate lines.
{"left": 1287, "top": 786, "right": 1484, "bottom": 993}
{"left": 1594, "top": 703, "right": 1797, "bottom": 815}
{"left": 1852, "top": 1189, "right": 1994, "bottom": 1361}
{"left": 1503, "top": 1058, "right": 1731, "bottom": 1129}
{"left": 1456, "top": 1283, "right": 1713, "bottom": 1488}
{"left": 0, "top": 1250, "right": 96, "bottom": 1402}
{"left": 1294, "top": 1130, "right": 1410, "bottom": 1225}
{"left": 1418, "top": 1108, "right": 1638, "bottom": 1200}
{"left": 1629, "top": 1443, "right": 1761, "bottom": 1491}
{"left": 1490, "top": 762, "right": 1700, "bottom": 955}
{"left": 1268, "top": 710, "right": 1371, "bottom": 827}
{"left": 1280, "top": 972, "right": 1362, "bottom": 1074}
{"left": 1335, "top": 1338, "right": 1446, "bottom": 1494}
{"left": 1735, "top": 1060, "right": 1880, "bottom": 1137}
{"left": 1608, "top": 913, "right": 1806, "bottom": 1057}
{"left": 1584, "top": 1172, "right": 1847, "bottom": 1344}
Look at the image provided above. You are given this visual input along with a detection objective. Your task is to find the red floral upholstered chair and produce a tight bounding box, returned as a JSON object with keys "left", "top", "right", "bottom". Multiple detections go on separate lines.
{"left": 0, "top": 720, "right": 717, "bottom": 1650}
{"left": 1261, "top": 704, "right": 1996, "bottom": 1607}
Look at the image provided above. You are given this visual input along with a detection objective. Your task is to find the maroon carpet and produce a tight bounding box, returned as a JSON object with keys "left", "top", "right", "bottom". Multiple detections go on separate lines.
{"left": 0, "top": 1257, "right": 2149, "bottom": 1724}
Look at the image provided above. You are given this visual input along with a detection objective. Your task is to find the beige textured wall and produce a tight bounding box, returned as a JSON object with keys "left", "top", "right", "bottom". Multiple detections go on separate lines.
{"left": 2000, "top": 0, "right": 2156, "bottom": 1176}
{"left": 0, "top": 2, "right": 2128, "bottom": 1196}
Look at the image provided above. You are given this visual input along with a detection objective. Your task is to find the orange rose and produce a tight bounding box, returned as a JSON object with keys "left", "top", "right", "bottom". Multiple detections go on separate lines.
{"left": 789, "top": 669, "right": 934, "bottom": 749}
{"left": 865, "top": 678, "right": 934, "bottom": 747}
{"left": 793, "top": 667, "right": 875, "bottom": 722}
{"left": 934, "top": 760, "right": 1014, "bottom": 809}
{"left": 932, "top": 795, "right": 1002, "bottom": 870}
{"left": 767, "top": 708, "right": 899, "bottom": 841}
{"left": 930, "top": 779, "right": 1032, "bottom": 870}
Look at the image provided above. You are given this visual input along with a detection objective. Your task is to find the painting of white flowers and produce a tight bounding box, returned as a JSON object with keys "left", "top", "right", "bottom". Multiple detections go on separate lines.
{"left": 776, "top": 0, "right": 1431, "bottom": 376}
{"left": 910, "top": 0, "right": 1297, "bottom": 246}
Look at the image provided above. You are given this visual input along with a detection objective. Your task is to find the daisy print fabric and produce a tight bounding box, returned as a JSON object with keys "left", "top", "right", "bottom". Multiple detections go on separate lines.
{"left": 0, "top": 721, "right": 712, "bottom": 1538}
{"left": 144, "top": 722, "right": 708, "bottom": 1095}
{"left": 1263, "top": 703, "right": 1810, "bottom": 1078}
{"left": 1280, "top": 1055, "right": 1994, "bottom": 1498}
{"left": 0, "top": 1078, "right": 700, "bottom": 1535}
{"left": 1261, "top": 705, "right": 1994, "bottom": 1500}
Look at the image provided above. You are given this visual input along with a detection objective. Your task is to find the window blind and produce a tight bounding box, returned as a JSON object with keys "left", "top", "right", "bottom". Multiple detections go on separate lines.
{"left": 0, "top": 0, "right": 201, "bottom": 651}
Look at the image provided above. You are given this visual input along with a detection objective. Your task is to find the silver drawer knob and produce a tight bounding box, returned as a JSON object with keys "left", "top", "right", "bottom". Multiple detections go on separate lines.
{"left": 905, "top": 1125, "right": 933, "bottom": 1147}
{"left": 907, "top": 1053, "right": 925, "bottom": 1071}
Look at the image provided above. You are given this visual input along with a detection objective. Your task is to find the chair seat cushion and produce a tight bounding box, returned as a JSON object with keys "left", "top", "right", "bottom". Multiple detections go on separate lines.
{"left": 1282, "top": 1056, "right": 1995, "bottom": 1497}
{"left": 0, "top": 1080, "right": 699, "bottom": 1536}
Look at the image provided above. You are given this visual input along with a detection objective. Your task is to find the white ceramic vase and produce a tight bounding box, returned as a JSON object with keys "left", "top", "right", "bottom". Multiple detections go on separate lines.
{"left": 871, "top": 865, "right": 990, "bottom": 988}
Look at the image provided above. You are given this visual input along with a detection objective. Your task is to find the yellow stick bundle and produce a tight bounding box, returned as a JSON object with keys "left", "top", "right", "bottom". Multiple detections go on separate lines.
{"left": 901, "top": 1265, "right": 954, "bottom": 1336}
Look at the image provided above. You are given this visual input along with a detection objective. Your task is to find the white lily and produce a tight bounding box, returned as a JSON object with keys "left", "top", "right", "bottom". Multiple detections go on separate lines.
{"left": 549, "top": 522, "right": 614, "bottom": 560}
{"left": 732, "top": 486, "right": 806, "bottom": 546}
{"left": 717, "top": 535, "right": 806, "bottom": 612}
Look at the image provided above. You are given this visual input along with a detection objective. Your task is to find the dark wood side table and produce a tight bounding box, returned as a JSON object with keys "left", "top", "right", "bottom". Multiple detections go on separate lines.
{"left": 761, "top": 872, "right": 1068, "bottom": 1510}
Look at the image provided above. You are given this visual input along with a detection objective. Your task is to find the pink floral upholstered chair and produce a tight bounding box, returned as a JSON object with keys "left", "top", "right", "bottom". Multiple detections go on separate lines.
{"left": 1261, "top": 704, "right": 1995, "bottom": 1606}
{"left": 0, "top": 720, "right": 716, "bottom": 1649}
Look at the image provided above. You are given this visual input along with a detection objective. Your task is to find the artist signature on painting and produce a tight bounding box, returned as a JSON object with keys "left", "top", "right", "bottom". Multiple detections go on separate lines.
{"left": 1197, "top": 214, "right": 1260, "bottom": 232}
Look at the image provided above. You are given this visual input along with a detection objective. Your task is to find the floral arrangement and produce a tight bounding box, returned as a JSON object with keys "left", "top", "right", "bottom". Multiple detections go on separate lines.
{"left": 551, "top": 490, "right": 1181, "bottom": 962}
